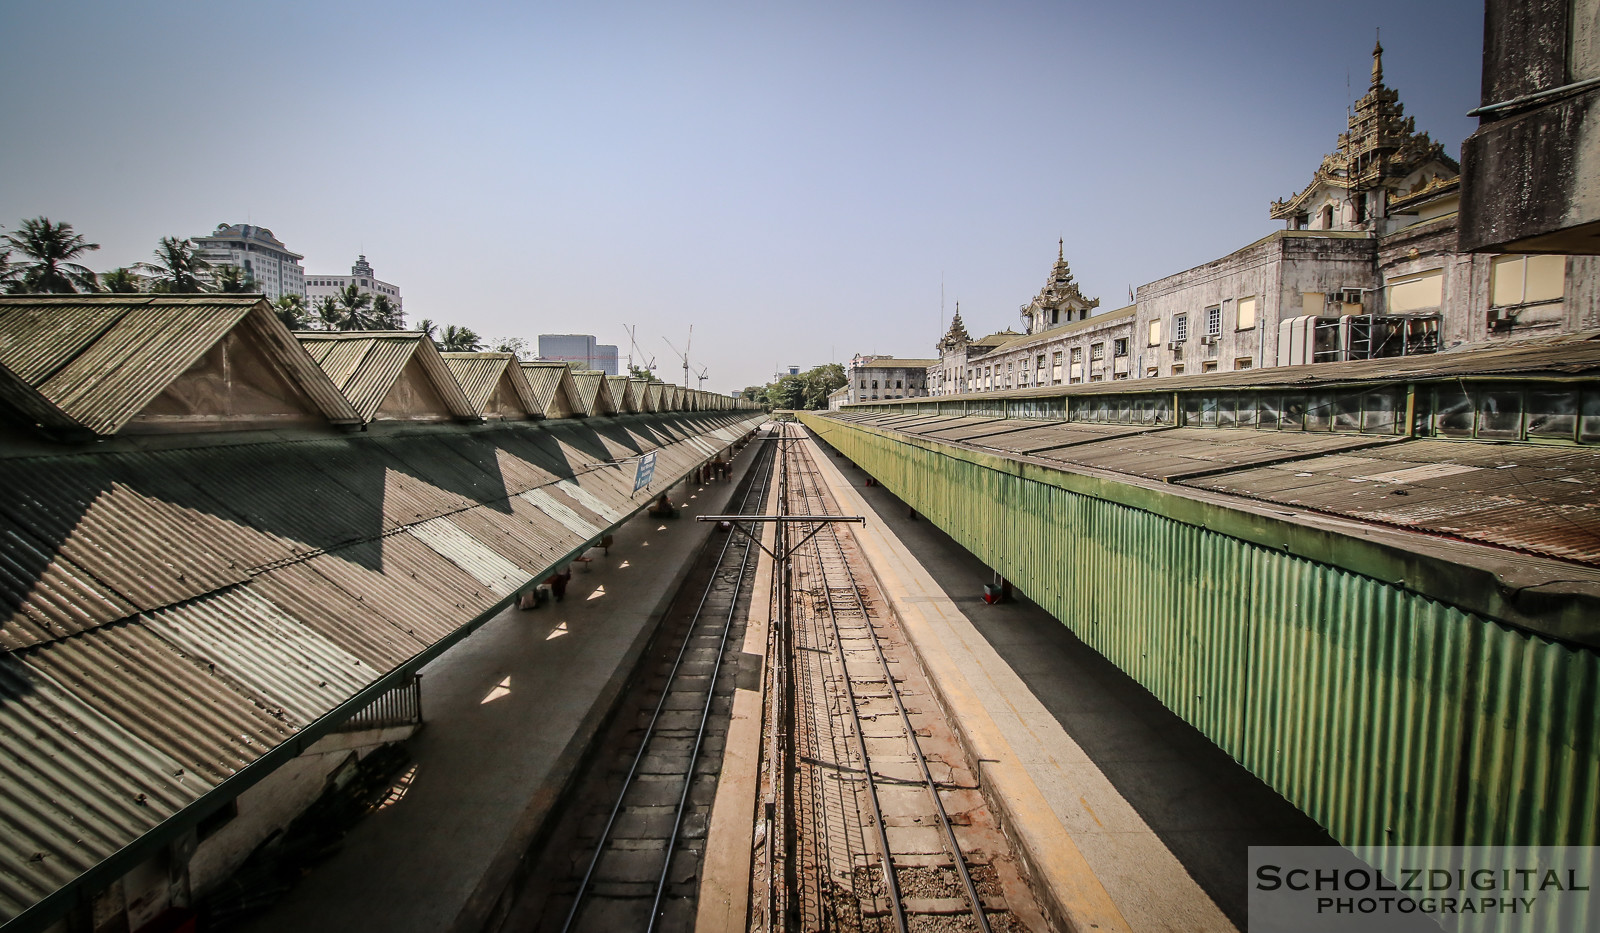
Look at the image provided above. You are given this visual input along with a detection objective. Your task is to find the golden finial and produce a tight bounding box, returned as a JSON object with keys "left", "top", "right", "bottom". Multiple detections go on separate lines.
{"left": 1372, "top": 29, "right": 1383, "bottom": 86}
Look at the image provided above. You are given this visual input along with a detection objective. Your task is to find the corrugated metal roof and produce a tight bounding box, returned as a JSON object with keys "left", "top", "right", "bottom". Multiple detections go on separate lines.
{"left": 296, "top": 333, "right": 479, "bottom": 422}
{"left": 442, "top": 353, "right": 538, "bottom": 417}
{"left": 0, "top": 651, "right": 209, "bottom": 920}
{"left": 0, "top": 297, "right": 361, "bottom": 437}
{"left": 823, "top": 407, "right": 1600, "bottom": 568}
{"left": 519, "top": 362, "right": 579, "bottom": 418}
{"left": 1183, "top": 438, "right": 1600, "bottom": 564}
{"left": 605, "top": 375, "right": 635, "bottom": 412}
{"left": 0, "top": 410, "right": 764, "bottom": 925}
{"left": 568, "top": 371, "right": 612, "bottom": 416}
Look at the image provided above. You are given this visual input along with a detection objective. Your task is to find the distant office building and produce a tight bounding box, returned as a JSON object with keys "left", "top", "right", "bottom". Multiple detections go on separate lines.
{"left": 538, "top": 334, "right": 619, "bottom": 375}
{"left": 306, "top": 255, "right": 404, "bottom": 318}
{"left": 192, "top": 223, "right": 305, "bottom": 301}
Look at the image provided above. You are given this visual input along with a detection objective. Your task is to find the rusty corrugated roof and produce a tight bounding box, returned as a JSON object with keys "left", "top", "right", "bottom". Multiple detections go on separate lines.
{"left": 0, "top": 297, "right": 361, "bottom": 436}
{"left": 442, "top": 353, "right": 538, "bottom": 417}
{"left": 296, "top": 332, "right": 480, "bottom": 422}
{"left": 519, "top": 362, "right": 580, "bottom": 418}
{"left": 0, "top": 409, "right": 763, "bottom": 926}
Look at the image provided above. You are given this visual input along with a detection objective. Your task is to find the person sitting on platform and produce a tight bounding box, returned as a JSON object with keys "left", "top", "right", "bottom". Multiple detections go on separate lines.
{"left": 647, "top": 493, "right": 679, "bottom": 519}
{"left": 545, "top": 567, "right": 572, "bottom": 602}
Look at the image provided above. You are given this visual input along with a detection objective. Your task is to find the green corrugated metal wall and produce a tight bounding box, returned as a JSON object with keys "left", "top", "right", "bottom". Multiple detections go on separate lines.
{"left": 802, "top": 413, "right": 1600, "bottom": 853}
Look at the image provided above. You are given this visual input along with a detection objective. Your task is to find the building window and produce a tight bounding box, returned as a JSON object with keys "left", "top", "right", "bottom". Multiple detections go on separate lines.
{"left": 1206, "top": 306, "right": 1221, "bottom": 336}
{"left": 1090, "top": 342, "right": 1104, "bottom": 361}
{"left": 1203, "top": 361, "right": 1219, "bottom": 372}
{"left": 1490, "top": 254, "right": 1565, "bottom": 307}
{"left": 1171, "top": 363, "right": 1185, "bottom": 375}
{"left": 1172, "top": 314, "right": 1188, "bottom": 342}
{"left": 895, "top": 379, "right": 902, "bottom": 388}
{"left": 1113, "top": 338, "right": 1128, "bottom": 358}
{"left": 871, "top": 380, "right": 878, "bottom": 389}
{"left": 1070, "top": 347, "right": 1082, "bottom": 363}
{"left": 1236, "top": 357, "right": 1254, "bottom": 370}
{"left": 1052, "top": 351, "right": 1063, "bottom": 383}
{"left": 1237, "top": 297, "right": 1257, "bottom": 330}
{"left": 1385, "top": 270, "right": 1444, "bottom": 313}
{"left": 1148, "top": 319, "right": 1161, "bottom": 346}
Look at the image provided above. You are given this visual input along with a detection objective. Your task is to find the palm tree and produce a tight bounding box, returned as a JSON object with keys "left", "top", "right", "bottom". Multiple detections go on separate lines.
{"left": 370, "top": 293, "right": 404, "bottom": 329}
{"left": 99, "top": 267, "right": 143, "bottom": 293}
{"left": 3, "top": 217, "right": 100, "bottom": 293}
{"left": 213, "top": 264, "right": 258, "bottom": 293}
{"left": 415, "top": 318, "right": 437, "bottom": 340}
{"left": 314, "top": 296, "right": 344, "bottom": 330}
{"left": 439, "top": 325, "right": 482, "bottom": 352}
{"left": 137, "top": 236, "right": 210, "bottom": 293}
{"left": 274, "top": 294, "right": 310, "bottom": 329}
{"left": 336, "top": 282, "right": 373, "bottom": 330}
{"left": 0, "top": 248, "right": 19, "bottom": 293}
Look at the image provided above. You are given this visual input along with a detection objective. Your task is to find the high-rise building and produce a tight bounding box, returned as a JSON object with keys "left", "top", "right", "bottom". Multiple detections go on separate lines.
{"left": 305, "top": 255, "right": 404, "bottom": 318}
{"left": 192, "top": 223, "right": 305, "bottom": 301}
{"left": 538, "top": 334, "right": 619, "bottom": 375}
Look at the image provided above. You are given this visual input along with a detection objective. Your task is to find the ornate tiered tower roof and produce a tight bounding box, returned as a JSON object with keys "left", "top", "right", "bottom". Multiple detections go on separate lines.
{"left": 937, "top": 305, "right": 971, "bottom": 352}
{"left": 1021, "top": 240, "right": 1098, "bottom": 333}
{"left": 1270, "top": 39, "right": 1459, "bottom": 224}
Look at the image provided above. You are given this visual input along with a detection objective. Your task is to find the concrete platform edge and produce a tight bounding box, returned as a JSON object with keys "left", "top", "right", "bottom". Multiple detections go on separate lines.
{"left": 448, "top": 438, "right": 765, "bottom": 933}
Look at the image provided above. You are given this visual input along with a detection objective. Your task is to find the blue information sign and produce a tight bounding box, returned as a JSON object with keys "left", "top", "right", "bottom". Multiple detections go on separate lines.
{"left": 633, "top": 451, "right": 657, "bottom": 493}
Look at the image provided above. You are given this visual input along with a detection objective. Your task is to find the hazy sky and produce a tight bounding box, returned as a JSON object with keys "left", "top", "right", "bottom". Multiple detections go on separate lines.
{"left": 0, "top": 1, "right": 1482, "bottom": 393}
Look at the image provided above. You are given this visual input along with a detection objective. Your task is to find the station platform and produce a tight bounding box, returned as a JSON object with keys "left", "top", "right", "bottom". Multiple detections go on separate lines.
{"left": 234, "top": 431, "right": 770, "bottom": 933}
{"left": 799, "top": 431, "right": 1336, "bottom": 933}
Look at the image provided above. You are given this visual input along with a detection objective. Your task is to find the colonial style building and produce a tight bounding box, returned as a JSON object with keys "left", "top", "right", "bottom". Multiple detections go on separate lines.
{"left": 853, "top": 40, "right": 1598, "bottom": 409}
{"left": 306, "top": 255, "right": 404, "bottom": 316}
{"left": 928, "top": 247, "right": 1133, "bottom": 395}
{"left": 848, "top": 354, "right": 938, "bottom": 403}
{"left": 1133, "top": 40, "right": 1598, "bottom": 379}
{"left": 192, "top": 223, "right": 306, "bottom": 302}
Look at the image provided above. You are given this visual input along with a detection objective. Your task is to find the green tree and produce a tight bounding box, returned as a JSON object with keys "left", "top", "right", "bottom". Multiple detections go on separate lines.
{"left": 371, "top": 293, "right": 404, "bottom": 329}
{"left": 336, "top": 282, "right": 373, "bottom": 330}
{"left": 628, "top": 364, "right": 655, "bottom": 380}
{"left": 274, "top": 294, "right": 310, "bottom": 330}
{"left": 438, "top": 325, "right": 482, "bottom": 352}
{"left": 415, "top": 318, "right": 437, "bottom": 340}
{"left": 213, "top": 264, "right": 258, "bottom": 293}
{"left": 137, "top": 236, "right": 210, "bottom": 293}
{"left": 3, "top": 217, "right": 100, "bottom": 293}
{"left": 799, "top": 362, "right": 846, "bottom": 409}
{"left": 314, "top": 296, "right": 344, "bottom": 330}
{"left": 492, "top": 336, "right": 528, "bottom": 358}
{"left": 98, "top": 267, "right": 142, "bottom": 293}
{"left": 0, "top": 248, "right": 19, "bottom": 293}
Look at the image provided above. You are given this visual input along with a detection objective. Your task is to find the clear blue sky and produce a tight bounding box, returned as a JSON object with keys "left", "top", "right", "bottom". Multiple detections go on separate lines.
{"left": 0, "top": 1, "right": 1482, "bottom": 393}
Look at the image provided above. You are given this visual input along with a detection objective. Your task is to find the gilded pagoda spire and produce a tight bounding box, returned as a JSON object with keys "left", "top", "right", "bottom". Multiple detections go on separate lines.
{"left": 1371, "top": 31, "right": 1383, "bottom": 87}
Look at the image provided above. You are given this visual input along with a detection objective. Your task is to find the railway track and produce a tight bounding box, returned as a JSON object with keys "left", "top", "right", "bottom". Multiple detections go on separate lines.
{"left": 763, "top": 425, "right": 1048, "bottom": 933}
{"left": 499, "top": 429, "right": 777, "bottom": 933}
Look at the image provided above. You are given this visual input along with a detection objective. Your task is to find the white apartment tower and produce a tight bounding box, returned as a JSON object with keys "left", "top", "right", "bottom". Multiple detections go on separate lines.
{"left": 192, "top": 223, "right": 306, "bottom": 301}
{"left": 305, "top": 255, "right": 404, "bottom": 315}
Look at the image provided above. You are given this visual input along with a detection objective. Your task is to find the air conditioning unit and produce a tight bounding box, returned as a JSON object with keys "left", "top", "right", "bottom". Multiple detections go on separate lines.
{"left": 1338, "top": 287, "right": 1365, "bottom": 306}
{"left": 1199, "top": 334, "right": 1218, "bottom": 346}
{"left": 1166, "top": 341, "right": 1182, "bottom": 350}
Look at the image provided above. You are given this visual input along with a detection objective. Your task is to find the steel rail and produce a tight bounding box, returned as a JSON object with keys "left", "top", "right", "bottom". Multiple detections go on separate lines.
{"left": 560, "top": 433, "right": 776, "bottom": 933}
{"left": 646, "top": 448, "right": 766, "bottom": 931}
{"left": 785, "top": 440, "right": 909, "bottom": 933}
{"left": 790, "top": 435, "right": 994, "bottom": 933}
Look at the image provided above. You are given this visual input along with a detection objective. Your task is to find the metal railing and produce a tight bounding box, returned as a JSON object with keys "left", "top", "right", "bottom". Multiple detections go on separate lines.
{"left": 334, "top": 674, "right": 423, "bottom": 732}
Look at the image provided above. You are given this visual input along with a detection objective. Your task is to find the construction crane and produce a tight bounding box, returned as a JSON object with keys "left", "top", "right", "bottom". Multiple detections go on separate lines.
{"left": 663, "top": 325, "right": 693, "bottom": 388}
{"left": 694, "top": 364, "right": 710, "bottom": 390}
{"left": 623, "top": 324, "right": 655, "bottom": 377}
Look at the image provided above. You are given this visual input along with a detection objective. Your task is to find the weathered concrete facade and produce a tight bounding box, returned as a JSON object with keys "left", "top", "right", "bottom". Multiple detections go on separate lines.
{"left": 1459, "top": 0, "right": 1600, "bottom": 253}
{"left": 1134, "top": 232, "right": 1376, "bottom": 376}
{"left": 847, "top": 354, "right": 938, "bottom": 403}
